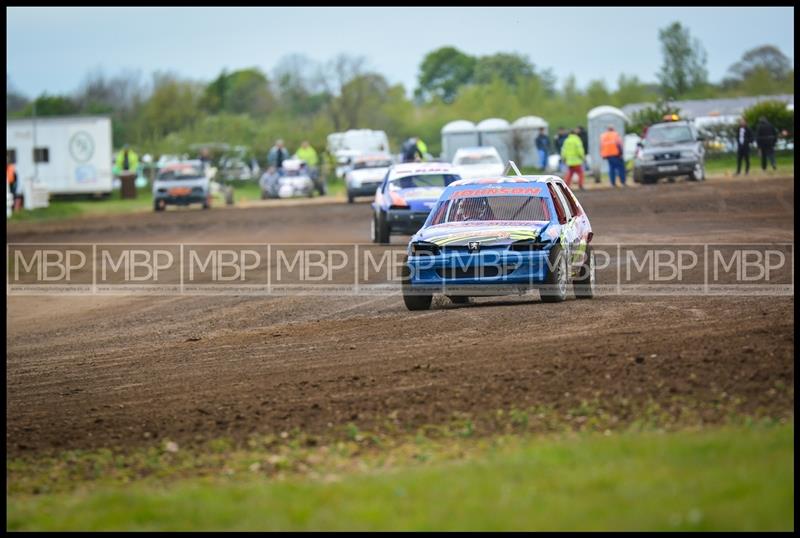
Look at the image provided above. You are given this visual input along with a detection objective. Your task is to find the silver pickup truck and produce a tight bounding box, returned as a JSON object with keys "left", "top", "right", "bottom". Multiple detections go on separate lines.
{"left": 633, "top": 120, "right": 706, "bottom": 184}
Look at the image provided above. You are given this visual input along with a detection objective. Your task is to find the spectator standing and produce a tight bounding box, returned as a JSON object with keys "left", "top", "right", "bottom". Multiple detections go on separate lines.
{"left": 554, "top": 127, "right": 568, "bottom": 172}
{"left": 560, "top": 128, "right": 586, "bottom": 190}
{"left": 534, "top": 128, "right": 550, "bottom": 170}
{"left": 416, "top": 137, "right": 428, "bottom": 161}
{"left": 267, "top": 139, "right": 290, "bottom": 172}
{"left": 754, "top": 116, "right": 778, "bottom": 171}
{"left": 599, "top": 125, "right": 626, "bottom": 187}
{"left": 734, "top": 117, "right": 753, "bottom": 176}
{"left": 401, "top": 137, "right": 423, "bottom": 163}
{"left": 576, "top": 125, "right": 591, "bottom": 175}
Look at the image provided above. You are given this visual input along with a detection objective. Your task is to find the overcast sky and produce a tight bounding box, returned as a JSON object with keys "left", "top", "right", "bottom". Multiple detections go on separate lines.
{"left": 6, "top": 6, "right": 795, "bottom": 98}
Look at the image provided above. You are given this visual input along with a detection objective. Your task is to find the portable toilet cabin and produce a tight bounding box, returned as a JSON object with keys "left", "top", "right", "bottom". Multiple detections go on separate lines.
{"left": 476, "top": 118, "right": 512, "bottom": 164}
{"left": 511, "top": 116, "right": 549, "bottom": 168}
{"left": 441, "top": 120, "right": 479, "bottom": 162}
{"left": 587, "top": 105, "right": 628, "bottom": 180}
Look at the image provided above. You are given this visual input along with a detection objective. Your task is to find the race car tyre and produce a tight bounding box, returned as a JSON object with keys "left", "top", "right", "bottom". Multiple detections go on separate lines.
{"left": 401, "top": 255, "right": 432, "bottom": 311}
{"left": 154, "top": 200, "right": 165, "bottom": 212}
{"left": 540, "top": 245, "right": 569, "bottom": 303}
{"left": 573, "top": 245, "right": 596, "bottom": 300}
{"left": 203, "top": 197, "right": 211, "bottom": 210}
{"left": 347, "top": 191, "right": 354, "bottom": 204}
{"left": 373, "top": 211, "right": 391, "bottom": 244}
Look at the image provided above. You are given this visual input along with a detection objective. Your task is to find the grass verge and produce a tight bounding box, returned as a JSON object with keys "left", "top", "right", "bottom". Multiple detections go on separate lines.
{"left": 7, "top": 420, "right": 793, "bottom": 531}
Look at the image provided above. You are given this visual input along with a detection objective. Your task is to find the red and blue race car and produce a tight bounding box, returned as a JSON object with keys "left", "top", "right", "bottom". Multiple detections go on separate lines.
{"left": 371, "top": 162, "right": 461, "bottom": 244}
{"left": 401, "top": 174, "right": 595, "bottom": 310}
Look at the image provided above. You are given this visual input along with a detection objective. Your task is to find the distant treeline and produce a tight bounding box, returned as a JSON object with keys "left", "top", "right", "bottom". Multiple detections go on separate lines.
{"left": 6, "top": 22, "right": 793, "bottom": 161}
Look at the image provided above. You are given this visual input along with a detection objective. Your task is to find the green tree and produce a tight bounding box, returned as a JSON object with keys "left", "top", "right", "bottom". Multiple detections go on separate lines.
{"left": 627, "top": 101, "right": 682, "bottom": 136}
{"left": 473, "top": 52, "right": 536, "bottom": 87}
{"left": 6, "top": 76, "right": 30, "bottom": 116}
{"left": 200, "top": 68, "right": 275, "bottom": 117}
{"left": 20, "top": 94, "right": 80, "bottom": 116}
{"left": 136, "top": 72, "right": 203, "bottom": 141}
{"left": 743, "top": 100, "right": 794, "bottom": 142}
{"left": 657, "top": 21, "right": 708, "bottom": 98}
{"left": 415, "top": 46, "right": 476, "bottom": 104}
{"left": 727, "top": 45, "right": 793, "bottom": 83}
{"left": 613, "top": 74, "right": 658, "bottom": 107}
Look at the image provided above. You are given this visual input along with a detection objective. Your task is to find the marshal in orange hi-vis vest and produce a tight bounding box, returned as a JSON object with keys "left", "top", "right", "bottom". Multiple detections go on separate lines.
{"left": 599, "top": 131, "right": 622, "bottom": 158}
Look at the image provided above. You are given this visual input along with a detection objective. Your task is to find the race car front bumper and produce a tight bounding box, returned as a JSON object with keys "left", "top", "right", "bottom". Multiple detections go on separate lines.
{"left": 155, "top": 191, "right": 208, "bottom": 206}
{"left": 405, "top": 247, "right": 554, "bottom": 294}
{"left": 635, "top": 159, "right": 697, "bottom": 179}
{"left": 386, "top": 209, "right": 431, "bottom": 235}
{"left": 347, "top": 182, "right": 382, "bottom": 198}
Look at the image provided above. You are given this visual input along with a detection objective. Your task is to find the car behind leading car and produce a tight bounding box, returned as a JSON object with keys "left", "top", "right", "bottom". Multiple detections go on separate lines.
{"left": 371, "top": 162, "right": 461, "bottom": 244}
{"left": 153, "top": 161, "right": 211, "bottom": 211}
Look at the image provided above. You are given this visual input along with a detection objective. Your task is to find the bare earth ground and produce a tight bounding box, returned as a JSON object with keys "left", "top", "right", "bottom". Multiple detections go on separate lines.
{"left": 6, "top": 177, "right": 795, "bottom": 456}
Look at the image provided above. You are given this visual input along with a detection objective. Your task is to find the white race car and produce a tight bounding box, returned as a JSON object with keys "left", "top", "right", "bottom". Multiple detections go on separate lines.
{"left": 452, "top": 146, "right": 505, "bottom": 179}
{"left": 345, "top": 153, "right": 394, "bottom": 203}
{"left": 260, "top": 158, "right": 315, "bottom": 199}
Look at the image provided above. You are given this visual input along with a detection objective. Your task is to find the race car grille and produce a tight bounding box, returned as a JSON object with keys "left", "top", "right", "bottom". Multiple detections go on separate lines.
{"left": 654, "top": 152, "right": 680, "bottom": 161}
{"left": 435, "top": 264, "right": 516, "bottom": 279}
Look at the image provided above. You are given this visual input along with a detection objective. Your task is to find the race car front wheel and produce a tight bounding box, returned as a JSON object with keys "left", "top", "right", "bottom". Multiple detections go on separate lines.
{"left": 573, "top": 245, "right": 595, "bottom": 299}
{"left": 373, "top": 211, "right": 391, "bottom": 244}
{"left": 540, "top": 246, "right": 568, "bottom": 303}
{"left": 401, "top": 255, "right": 432, "bottom": 311}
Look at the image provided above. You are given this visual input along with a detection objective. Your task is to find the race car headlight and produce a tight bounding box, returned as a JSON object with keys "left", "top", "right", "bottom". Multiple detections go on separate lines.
{"left": 411, "top": 241, "right": 440, "bottom": 255}
{"left": 389, "top": 191, "right": 408, "bottom": 209}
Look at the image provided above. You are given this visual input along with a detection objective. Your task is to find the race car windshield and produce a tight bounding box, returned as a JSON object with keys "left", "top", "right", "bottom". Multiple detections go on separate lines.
{"left": 430, "top": 196, "right": 551, "bottom": 224}
{"left": 157, "top": 167, "right": 204, "bottom": 180}
{"left": 353, "top": 160, "right": 392, "bottom": 170}
{"left": 388, "top": 174, "right": 459, "bottom": 190}
{"left": 455, "top": 155, "right": 501, "bottom": 165}
{"left": 646, "top": 125, "right": 694, "bottom": 145}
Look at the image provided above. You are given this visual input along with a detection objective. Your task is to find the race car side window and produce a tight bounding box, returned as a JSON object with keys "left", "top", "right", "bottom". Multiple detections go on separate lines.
{"left": 556, "top": 183, "right": 581, "bottom": 216}
{"left": 547, "top": 184, "right": 568, "bottom": 224}
{"left": 555, "top": 188, "right": 573, "bottom": 220}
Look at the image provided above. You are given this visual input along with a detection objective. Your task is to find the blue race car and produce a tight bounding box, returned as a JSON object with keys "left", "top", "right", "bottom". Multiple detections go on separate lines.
{"left": 401, "top": 175, "right": 595, "bottom": 310}
{"left": 371, "top": 162, "right": 461, "bottom": 244}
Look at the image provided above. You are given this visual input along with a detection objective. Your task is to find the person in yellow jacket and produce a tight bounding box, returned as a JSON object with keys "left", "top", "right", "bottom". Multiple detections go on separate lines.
{"left": 294, "top": 140, "right": 325, "bottom": 195}
{"left": 416, "top": 137, "right": 428, "bottom": 160}
{"left": 560, "top": 128, "right": 586, "bottom": 190}
{"left": 115, "top": 144, "right": 139, "bottom": 177}
{"left": 294, "top": 140, "right": 319, "bottom": 167}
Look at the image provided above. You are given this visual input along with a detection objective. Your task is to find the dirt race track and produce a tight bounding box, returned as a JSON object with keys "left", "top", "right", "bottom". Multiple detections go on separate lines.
{"left": 6, "top": 177, "right": 795, "bottom": 456}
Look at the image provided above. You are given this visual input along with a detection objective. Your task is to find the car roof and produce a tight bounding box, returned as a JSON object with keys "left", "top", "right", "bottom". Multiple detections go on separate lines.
{"left": 388, "top": 162, "right": 456, "bottom": 179}
{"left": 353, "top": 153, "right": 392, "bottom": 162}
{"left": 159, "top": 161, "right": 202, "bottom": 172}
{"left": 453, "top": 146, "right": 501, "bottom": 154}
{"left": 448, "top": 175, "right": 564, "bottom": 187}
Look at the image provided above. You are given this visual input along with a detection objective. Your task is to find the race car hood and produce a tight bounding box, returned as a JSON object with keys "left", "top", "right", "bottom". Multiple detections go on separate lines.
{"left": 454, "top": 163, "right": 505, "bottom": 179}
{"left": 392, "top": 186, "right": 446, "bottom": 212}
{"left": 348, "top": 167, "right": 389, "bottom": 183}
{"left": 414, "top": 221, "right": 553, "bottom": 247}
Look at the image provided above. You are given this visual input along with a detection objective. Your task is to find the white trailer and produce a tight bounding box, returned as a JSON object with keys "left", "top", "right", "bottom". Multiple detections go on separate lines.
{"left": 6, "top": 115, "right": 114, "bottom": 196}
